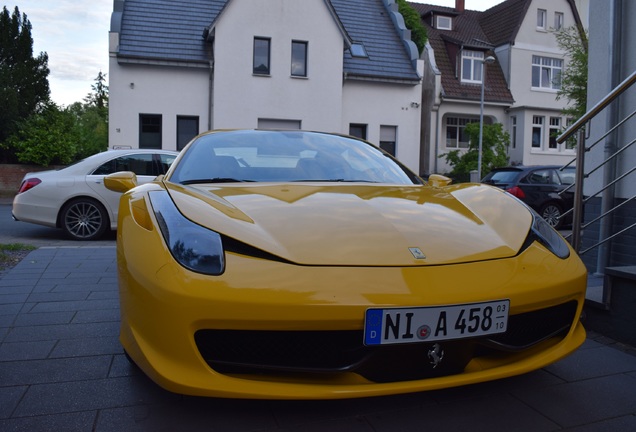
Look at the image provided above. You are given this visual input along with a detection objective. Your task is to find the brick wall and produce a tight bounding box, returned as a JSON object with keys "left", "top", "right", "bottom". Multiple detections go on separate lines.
{"left": 0, "top": 164, "right": 63, "bottom": 198}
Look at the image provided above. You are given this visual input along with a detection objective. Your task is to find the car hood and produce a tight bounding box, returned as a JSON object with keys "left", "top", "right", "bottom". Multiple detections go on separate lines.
{"left": 164, "top": 182, "right": 532, "bottom": 266}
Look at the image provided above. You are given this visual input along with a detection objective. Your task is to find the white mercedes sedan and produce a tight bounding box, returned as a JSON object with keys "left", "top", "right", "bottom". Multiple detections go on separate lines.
{"left": 12, "top": 149, "right": 178, "bottom": 240}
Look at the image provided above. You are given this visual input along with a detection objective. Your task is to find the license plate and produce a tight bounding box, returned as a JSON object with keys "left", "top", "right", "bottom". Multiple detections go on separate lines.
{"left": 364, "top": 300, "right": 509, "bottom": 346}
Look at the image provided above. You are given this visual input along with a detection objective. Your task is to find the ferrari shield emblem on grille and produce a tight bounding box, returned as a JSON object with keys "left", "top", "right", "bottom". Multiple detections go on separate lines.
{"left": 427, "top": 343, "right": 444, "bottom": 368}
{"left": 409, "top": 247, "right": 426, "bottom": 260}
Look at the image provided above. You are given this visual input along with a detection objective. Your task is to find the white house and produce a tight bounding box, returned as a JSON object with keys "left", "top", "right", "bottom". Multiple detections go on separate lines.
{"left": 109, "top": 0, "right": 424, "bottom": 174}
{"left": 412, "top": 0, "right": 585, "bottom": 176}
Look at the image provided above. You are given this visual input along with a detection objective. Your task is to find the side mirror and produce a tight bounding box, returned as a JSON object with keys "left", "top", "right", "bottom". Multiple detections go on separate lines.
{"left": 104, "top": 171, "right": 138, "bottom": 193}
{"left": 427, "top": 174, "right": 452, "bottom": 188}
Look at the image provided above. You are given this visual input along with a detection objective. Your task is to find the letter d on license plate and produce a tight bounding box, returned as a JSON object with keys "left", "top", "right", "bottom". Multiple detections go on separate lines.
{"left": 364, "top": 300, "right": 509, "bottom": 346}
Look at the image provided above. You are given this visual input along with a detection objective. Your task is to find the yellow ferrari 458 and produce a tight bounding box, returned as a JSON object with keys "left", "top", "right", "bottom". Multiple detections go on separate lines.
{"left": 105, "top": 129, "right": 586, "bottom": 399}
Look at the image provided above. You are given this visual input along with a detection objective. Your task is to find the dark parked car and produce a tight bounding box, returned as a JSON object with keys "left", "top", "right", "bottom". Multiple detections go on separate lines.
{"left": 481, "top": 165, "right": 575, "bottom": 229}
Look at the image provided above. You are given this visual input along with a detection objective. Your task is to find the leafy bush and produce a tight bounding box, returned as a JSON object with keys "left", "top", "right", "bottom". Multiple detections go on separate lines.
{"left": 440, "top": 123, "right": 510, "bottom": 180}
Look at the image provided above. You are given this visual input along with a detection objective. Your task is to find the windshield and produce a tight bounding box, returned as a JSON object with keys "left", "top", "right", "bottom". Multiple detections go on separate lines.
{"left": 168, "top": 130, "right": 421, "bottom": 185}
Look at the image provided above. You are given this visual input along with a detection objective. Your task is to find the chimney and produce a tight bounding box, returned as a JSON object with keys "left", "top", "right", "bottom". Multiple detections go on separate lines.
{"left": 456, "top": 0, "right": 465, "bottom": 12}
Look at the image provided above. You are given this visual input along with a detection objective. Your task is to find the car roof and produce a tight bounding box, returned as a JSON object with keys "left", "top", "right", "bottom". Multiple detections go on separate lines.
{"left": 489, "top": 165, "right": 574, "bottom": 172}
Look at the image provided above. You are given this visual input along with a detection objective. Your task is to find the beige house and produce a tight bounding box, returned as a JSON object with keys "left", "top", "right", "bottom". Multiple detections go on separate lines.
{"left": 412, "top": 0, "right": 585, "bottom": 176}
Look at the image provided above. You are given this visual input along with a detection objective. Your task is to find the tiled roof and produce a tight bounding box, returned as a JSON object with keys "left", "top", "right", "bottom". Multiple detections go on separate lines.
{"left": 330, "top": 0, "right": 421, "bottom": 82}
{"left": 117, "top": 0, "right": 222, "bottom": 65}
{"left": 410, "top": 2, "right": 516, "bottom": 104}
{"left": 479, "top": 0, "right": 531, "bottom": 46}
{"left": 114, "top": 0, "right": 420, "bottom": 82}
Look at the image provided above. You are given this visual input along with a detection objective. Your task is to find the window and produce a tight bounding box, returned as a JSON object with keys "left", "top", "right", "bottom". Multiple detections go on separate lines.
{"left": 549, "top": 117, "right": 561, "bottom": 149}
{"left": 349, "top": 43, "right": 368, "bottom": 58}
{"left": 177, "top": 116, "right": 199, "bottom": 151}
{"left": 537, "top": 9, "right": 547, "bottom": 30}
{"left": 291, "top": 41, "right": 308, "bottom": 77}
{"left": 349, "top": 124, "right": 367, "bottom": 140}
{"left": 379, "top": 126, "right": 397, "bottom": 156}
{"left": 257, "top": 118, "right": 301, "bottom": 130}
{"left": 253, "top": 37, "right": 270, "bottom": 75}
{"left": 446, "top": 117, "right": 477, "bottom": 149}
{"left": 436, "top": 15, "right": 452, "bottom": 30}
{"left": 93, "top": 153, "right": 157, "bottom": 176}
{"left": 554, "top": 12, "right": 564, "bottom": 30}
{"left": 510, "top": 116, "right": 517, "bottom": 149}
{"left": 532, "top": 56, "right": 563, "bottom": 90}
{"left": 158, "top": 153, "right": 177, "bottom": 174}
{"left": 565, "top": 118, "right": 576, "bottom": 149}
{"left": 461, "top": 50, "right": 485, "bottom": 83}
{"left": 532, "top": 116, "right": 544, "bottom": 148}
{"left": 526, "top": 168, "right": 558, "bottom": 185}
{"left": 139, "top": 114, "right": 162, "bottom": 149}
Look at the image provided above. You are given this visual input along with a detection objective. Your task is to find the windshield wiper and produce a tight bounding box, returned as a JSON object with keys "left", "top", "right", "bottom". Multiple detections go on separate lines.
{"left": 181, "top": 178, "right": 253, "bottom": 185}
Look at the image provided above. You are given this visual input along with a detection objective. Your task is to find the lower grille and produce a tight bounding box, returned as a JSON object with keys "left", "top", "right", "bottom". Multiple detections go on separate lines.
{"left": 194, "top": 301, "right": 578, "bottom": 383}
{"left": 484, "top": 301, "right": 578, "bottom": 350}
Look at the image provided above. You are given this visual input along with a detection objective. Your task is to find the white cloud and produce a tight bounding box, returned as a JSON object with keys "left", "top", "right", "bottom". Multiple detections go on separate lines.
{"left": 16, "top": 0, "right": 111, "bottom": 106}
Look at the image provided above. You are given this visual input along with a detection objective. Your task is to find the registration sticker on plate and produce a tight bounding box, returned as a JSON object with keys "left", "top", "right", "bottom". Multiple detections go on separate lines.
{"left": 364, "top": 300, "right": 509, "bottom": 346}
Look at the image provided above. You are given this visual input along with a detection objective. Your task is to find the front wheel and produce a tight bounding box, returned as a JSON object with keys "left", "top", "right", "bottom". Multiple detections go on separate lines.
{"left": 60, "top": 198, "right": 109, "bottom": 240}
{"left": 540, "top": 202, "right": 563, "bottom": 230}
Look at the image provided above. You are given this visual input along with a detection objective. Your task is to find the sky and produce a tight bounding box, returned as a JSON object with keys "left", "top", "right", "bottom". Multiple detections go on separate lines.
{"left": 14, "top": 0, "right": 502, "bottom": 107}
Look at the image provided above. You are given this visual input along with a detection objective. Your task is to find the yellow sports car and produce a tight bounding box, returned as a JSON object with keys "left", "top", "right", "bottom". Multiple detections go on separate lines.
{"left": 105, "top": 129, "right": 587, "bottom": 399}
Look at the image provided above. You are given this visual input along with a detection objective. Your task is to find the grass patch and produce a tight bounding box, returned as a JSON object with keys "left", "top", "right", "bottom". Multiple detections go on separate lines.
{"left": 0, "top": 243, "right": 37, "bottom": 271}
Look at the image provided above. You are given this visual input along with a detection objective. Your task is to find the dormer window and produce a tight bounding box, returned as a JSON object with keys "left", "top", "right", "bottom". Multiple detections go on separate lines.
{"left": 436, "top": 15, "right": 453, "bottom": 30}
{"left": 461, "top": 50, "right": 485, "bottom": 83}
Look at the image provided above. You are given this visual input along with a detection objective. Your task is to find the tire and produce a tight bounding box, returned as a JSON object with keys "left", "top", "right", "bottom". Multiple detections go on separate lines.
{"left": 60, "top": 198, "right": 109, "bottom": 240}
{"left": 540, "top": 202, "right": 563, "bottom": 229}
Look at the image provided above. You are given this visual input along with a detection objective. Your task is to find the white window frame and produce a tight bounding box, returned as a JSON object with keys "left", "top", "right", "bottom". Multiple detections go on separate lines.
{"left": 532, "top": 56, "right": 563, "bottom": 90}
{"left": 510, "top": 116, "right": 517, "bottom": 149}
{"left": 554, "top": 12, "right": 564, "bottom": 30}
{"left": 461, "top": 50, "right": 485, "bottom": 84}
{"left": 436, "top": 15, "right": 452, "bottom": 30}
{"left": 446, "top": 117, "right": 477, "bottom": 149}
{"left": 548, "top": 117, "right": 561, "bottom": 150}
{"left": 565, "top": 118, "right": 576, "bottom": 149}
{"left": 537, "top": 9, "right": 547, "bottom": 30}
{"left": 532, "top": 116, "right": 544, "bottom": 149}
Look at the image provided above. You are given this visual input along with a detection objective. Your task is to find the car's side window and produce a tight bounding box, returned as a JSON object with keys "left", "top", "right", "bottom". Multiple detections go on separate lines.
{"left": 158, "top": 153, "right": 178, "bottom": 174}
{"left": 558, "top": 170, "right": 575, "bottom": 185}
{"left": 526, "top": 169, "right": 556, "bottom": 185}
{"left": 93, "top": 154, "right": 156, "bottom": 176}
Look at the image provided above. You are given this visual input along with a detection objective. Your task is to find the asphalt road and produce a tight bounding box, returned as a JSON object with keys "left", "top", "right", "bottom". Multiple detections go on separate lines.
{"left": 0, "top": 200, "right": 116, "bottom": 247}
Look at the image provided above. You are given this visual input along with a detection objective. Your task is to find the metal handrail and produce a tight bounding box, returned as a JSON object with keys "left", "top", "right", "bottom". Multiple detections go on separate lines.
{"left": 556, "top": 69, "right": 636, "bottom": 253}
{"left": 558, "top": 70, "right": 636, "bottom": 143}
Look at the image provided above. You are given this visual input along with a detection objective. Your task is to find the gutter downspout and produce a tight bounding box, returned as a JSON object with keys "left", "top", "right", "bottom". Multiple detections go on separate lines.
{"left": 208, "top": 60, "right": 214, "bottom": 131}
{"left": 596, "top": 0, "right": 622, "bottom": 275}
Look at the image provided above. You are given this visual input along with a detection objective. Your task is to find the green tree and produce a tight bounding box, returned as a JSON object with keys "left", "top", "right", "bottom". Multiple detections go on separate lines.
{"left": 67, "top": 101, "right": 108, "bottom": 159}
{"left": 440, "top": 122, "right": 510, "bottom": 181}
{"left": 0, "top": 6, "right": 50, "bottom": 160}
{"left": 83, "top": 70, "right": 109, "bottom": 111}
{"left": 7, "top": 104, "right": 81, "bottom": 166}
{"left": 555, "top": 25, "right": 588, "bottom": 120}
{"left": 4, "top": 73, "right": 109, "bottom": 166}
{"left": 397, "top": 0, "right": 427, "bottom": 55}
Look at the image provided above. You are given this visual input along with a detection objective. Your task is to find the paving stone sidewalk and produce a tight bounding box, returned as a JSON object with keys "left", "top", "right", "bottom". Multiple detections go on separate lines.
{"left": 1, "top": 247, "right": 636, "bottom": 431}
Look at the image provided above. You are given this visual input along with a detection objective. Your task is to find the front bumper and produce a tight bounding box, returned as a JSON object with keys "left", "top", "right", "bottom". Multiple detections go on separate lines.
{"left": 116, "top": 213, "right": 587, "bottom": 399}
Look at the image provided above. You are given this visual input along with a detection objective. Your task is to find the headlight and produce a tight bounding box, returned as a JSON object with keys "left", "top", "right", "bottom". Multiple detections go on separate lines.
{"left": 149, "top": 191, "right": 225, "bottom": 275}
{"left": 530, "top": 212, "right": 570, "bottom": 259}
